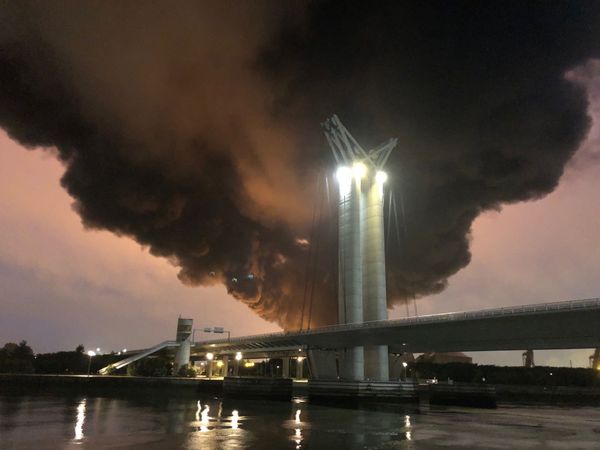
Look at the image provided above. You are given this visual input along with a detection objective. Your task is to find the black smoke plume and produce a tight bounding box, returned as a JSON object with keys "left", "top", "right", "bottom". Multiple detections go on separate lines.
{"left": 1, "top": 1, "right": 599, "bottom": 329}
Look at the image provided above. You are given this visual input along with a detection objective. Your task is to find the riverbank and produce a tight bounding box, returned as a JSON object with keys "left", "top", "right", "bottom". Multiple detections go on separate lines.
{"left": 0, "top": 374, "right": 222, "bottom": 397}
{"left": 2, "top": 374, "right": 600, "bottom": 405}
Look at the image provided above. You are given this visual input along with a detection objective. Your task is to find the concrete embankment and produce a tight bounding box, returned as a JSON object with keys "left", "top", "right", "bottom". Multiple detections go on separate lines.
{"left": 2, "top": 375, "right": 600, "bottom": 406}
{"left": 428, "top": 383, "right": 497, "bottom": 408}
{"left": 494, "top": 384, "right": 600, "bottom": 405}
{"left": 0, "top": 375, "right": 294, "bottom": 401}
{"left": 223, "top": 377, "right": 293, "bottom": 401}
{"left": 0, "top": 374, "right": 223, "bottom": 397}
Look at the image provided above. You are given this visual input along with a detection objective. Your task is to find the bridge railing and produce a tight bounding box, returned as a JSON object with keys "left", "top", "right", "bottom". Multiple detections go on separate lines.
{"left": 306, "top": 297, "right": 600, "bottom": 334}
{"left": 193, "top": 297, "right": 600, "bottom": 346}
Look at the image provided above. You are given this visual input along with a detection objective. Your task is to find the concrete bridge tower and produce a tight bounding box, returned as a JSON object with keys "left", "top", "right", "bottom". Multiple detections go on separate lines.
{"left": 323, "top": 115, "right": 397, "bottom": 381}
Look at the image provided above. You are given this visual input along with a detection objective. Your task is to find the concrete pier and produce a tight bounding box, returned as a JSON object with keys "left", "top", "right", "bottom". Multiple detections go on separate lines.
{"left": 308, "top": 380, "right": 418, "bottom": 402}
{"left": 223, "top": 377, "right": 292, "bottom": 401}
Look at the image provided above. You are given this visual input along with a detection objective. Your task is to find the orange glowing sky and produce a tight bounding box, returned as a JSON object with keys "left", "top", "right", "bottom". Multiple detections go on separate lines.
{"left": 1, "top": 114, "right": 600, "bottom": 366}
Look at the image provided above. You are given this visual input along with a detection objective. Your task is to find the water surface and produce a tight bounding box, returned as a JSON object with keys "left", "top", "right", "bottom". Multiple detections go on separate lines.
{"left": 1, "top": 393, "right": 599, "bottom": 449}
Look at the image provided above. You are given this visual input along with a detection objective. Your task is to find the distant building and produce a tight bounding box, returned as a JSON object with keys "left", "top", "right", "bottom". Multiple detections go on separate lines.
{"left": 416, "top": 352, "right": 473, "bottom": 364}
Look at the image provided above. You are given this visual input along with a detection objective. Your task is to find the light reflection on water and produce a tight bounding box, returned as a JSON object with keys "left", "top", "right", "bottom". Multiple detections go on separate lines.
{"left": 231, "top": 409, "right": 239, "bottom": 429}
{"left": 73, "top": 398, "right": 86, "bottom": 441}
{"left": 294, "top": 408, "right": 303, "bottom": 448}
{"left": 1, "top": 392, "right": 600, "bottom": 449}
{"left": 404, "top": 414, "right": 411, "bottom": 441}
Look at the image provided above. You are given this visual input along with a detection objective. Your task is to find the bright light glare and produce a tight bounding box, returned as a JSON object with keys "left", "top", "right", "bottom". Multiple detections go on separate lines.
{"left": 352, "top": 162, "right": 367, "bottom": 179}
{"left": 376, "top": 171, "right": 388, "bottom": 184}
{"left": 402, "top": 362, "right": 408, "bottom": 368}
{"left": 336, "top": 166, "right": 352, "bottom": 183}
{"left": 216, "top": 361, "right": 224, "bottom": 368}
{"left": 87, "top": 351, "right": 96, "bottom": 357}
{"left": 337, "top": 166, "right": 352, "bottom": 197}
{"left": 235, "top": 352, "right": 242, "bottom": 361}
{"left": 206, "top": 352, "right": 214, "bottom": 361}
{"left": 297, "top": 356, "right": 304, "bottom": 362}
{"left": 122, "top": 348, "right": 127, "bottom": 353}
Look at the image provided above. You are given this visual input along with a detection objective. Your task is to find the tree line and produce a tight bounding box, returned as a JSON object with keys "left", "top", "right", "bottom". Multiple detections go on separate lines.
{"left": 0, "top": 341, "right": 121, "bottom": 375}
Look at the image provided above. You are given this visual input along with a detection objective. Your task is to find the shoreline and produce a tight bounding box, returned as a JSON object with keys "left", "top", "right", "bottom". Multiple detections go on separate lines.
{"left": 2, "top": 374, "right": 600, "bottom": 406}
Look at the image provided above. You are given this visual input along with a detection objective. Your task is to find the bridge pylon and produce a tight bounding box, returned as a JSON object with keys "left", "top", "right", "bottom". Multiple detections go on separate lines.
{"left": 323, "top": 115, "right": 396, "bottom": 381}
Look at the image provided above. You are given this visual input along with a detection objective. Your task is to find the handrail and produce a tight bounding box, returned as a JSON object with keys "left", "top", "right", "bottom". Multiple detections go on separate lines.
{"left": 98, "top": 340, "right": 179, "bottom": 374}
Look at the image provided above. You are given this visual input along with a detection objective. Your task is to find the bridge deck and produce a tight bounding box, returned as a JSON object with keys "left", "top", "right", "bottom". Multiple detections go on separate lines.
{"left": 191, "top": 298, "right": 600, "bottom": 356}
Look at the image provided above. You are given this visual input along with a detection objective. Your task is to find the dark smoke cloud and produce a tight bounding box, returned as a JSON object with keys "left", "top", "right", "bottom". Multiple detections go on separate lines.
{"left": 0, "top": 1, "right": 599, "bottom": 329}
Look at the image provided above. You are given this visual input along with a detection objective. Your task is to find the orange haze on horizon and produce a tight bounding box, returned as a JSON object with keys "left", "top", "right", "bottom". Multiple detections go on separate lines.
{"left": 1, "top": 128, "right": 600, "bottom": 367}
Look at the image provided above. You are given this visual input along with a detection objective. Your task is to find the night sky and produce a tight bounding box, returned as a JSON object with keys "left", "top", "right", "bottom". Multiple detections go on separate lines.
{"left": 1, "top": 1, "right": 599, "bottom": 366}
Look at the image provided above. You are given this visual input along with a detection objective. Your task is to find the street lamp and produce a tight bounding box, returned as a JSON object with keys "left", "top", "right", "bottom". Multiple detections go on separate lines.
{"left": 206, "top": 352, "right": 214, "bottom": 379}
{"left": 87, "top": 350, "right": 96, "bottom": 377}
{"left": 234, "top": 352, "right": 242, "bottom": 376}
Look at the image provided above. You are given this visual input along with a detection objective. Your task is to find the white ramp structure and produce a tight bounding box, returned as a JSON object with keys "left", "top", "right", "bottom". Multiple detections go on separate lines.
{"left": 98, "top": 340, "right": 179, "bottom": 374}
{"left": 322, "top": 115, "right": 397, "bottom": 381}
{"left": 99, "top": 317, "right": 193, "bottom": 375}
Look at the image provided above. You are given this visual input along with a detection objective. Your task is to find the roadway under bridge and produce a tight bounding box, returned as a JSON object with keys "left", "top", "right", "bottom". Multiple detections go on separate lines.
{"left": 190, "top": 298, "right": 600, "bottom": 358}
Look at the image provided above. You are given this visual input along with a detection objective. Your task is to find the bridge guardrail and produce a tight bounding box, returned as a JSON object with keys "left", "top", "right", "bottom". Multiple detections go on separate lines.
{"left": 193, "top": 297, "right": 600, "bottom": 347}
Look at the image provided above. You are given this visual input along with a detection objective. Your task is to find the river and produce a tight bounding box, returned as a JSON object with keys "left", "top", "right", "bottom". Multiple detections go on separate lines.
{"left": 1, "top": 393, "right": 599, "bottom": 448}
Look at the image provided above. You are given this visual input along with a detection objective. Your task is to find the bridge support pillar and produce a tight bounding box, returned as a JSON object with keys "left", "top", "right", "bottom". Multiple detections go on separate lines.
{"left": 362, "top": 178, "right": 389, "bottom": 381}
{"left": 174, "top": 317, "right": 193, "bottom": 373}
{"left": 174, "top": 339, "right": 191, "bottom": 373}
{"left": 222, "top": 355, "right": 229, "bottom": 377}
{"left": 338, "top": 169, "right": 365, "bottom": 381}
{"left": 297, "top": 357, "right": 304, "bottom": 379}
{"left": 340, "top": 347, "right": 365, "bottom": 381}
{"left": 364, "top": 345, "right": 389, "bottom": 381}
{"left": 282, "top": 357, "right": 290, "bottom": 378}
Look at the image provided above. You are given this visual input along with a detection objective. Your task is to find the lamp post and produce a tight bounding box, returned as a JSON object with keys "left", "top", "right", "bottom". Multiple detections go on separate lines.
{"left": 235, "top": 352, "right": 242, "bottom": 376}
{"left": 206, "top": 352, "right": 214, "bottom": 379}
{"left": 87, "top": 350, "right": 96, "bottom": 377}
{"left": 402, "top": 362, "right": 408, "bottom": 381}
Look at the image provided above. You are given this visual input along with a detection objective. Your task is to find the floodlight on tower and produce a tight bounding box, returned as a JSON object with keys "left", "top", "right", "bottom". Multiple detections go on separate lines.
{"left": 336, "top": 166, "right": 352, "bottom": 197}
{"left": 376, "top": 171, "right": 388, "bottom": 197}
{"left": 376, "top": 171, "right": 388, "bottom": 184}
{"left": 352, "top": 162, "right": 367, "bottom": 179}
